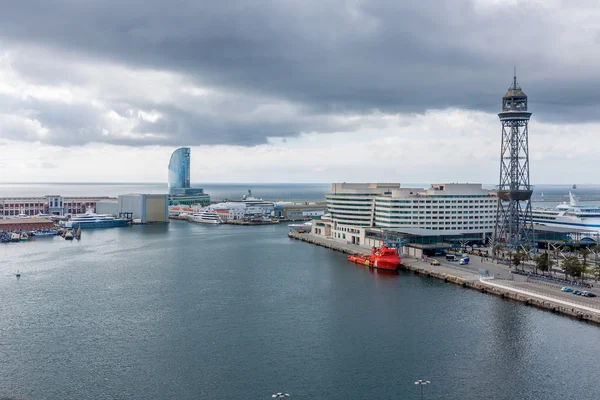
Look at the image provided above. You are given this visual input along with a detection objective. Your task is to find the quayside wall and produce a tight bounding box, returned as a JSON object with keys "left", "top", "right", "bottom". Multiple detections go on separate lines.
{"left": 287, "top": 231, "right": 600, "bottom": 325}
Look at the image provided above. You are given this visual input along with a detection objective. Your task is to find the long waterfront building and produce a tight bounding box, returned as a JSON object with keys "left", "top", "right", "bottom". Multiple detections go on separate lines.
{"left": 318, "top": 183, "right": 497, "bottom": 246}
{"left": 0, "top": 195, "right": 113, "bottom": 217}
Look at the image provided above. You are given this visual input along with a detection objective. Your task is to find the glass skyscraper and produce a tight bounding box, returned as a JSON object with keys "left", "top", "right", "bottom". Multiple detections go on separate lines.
{"left": 167, "top": 147, "right": 210, "bottom": 205}
{"left": 168, "top": 147, "right": 191, "bottom": 194}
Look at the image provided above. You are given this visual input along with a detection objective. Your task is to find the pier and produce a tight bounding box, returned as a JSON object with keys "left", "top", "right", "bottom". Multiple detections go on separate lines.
{"left": 288, "top": 231, "right": 600, "bottom": 324}
{"left": 224, "top": 219, "right": 279, "bottom": 226}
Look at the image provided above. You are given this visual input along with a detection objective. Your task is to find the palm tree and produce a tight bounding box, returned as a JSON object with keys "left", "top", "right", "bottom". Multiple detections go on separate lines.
{"left": 523, "top": 245, "right": 532, "bottom": 273}
{"left": 492, "top": 244, "right": 502, "bottom": 263}
{"left": 563, "top": 255, "right": 584, "bottom": 281}
{"left": 513, "top": 252, "right": 523, "bottom": 270}
{"left": 580, "top": 248, "right": 591, "bottom": 283}
{"left": 534, "top": 253, "right": 551, "bottom": 275}
{"left": 592, "top": 245, "right": 600, "bottom": 282}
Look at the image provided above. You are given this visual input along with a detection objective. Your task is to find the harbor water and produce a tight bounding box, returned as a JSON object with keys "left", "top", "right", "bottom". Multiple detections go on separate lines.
{"left": 1, "top": 222, "right": 600, "bottom": 399}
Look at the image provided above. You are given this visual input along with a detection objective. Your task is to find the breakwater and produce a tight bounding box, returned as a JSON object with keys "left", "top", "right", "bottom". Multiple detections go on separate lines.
{"left": 288, "top": 231, "right": 600, "bottom": 325}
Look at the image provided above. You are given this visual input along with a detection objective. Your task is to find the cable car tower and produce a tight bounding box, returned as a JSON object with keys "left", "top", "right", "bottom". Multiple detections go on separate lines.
{"left": 494, "top": 71, "right": 535, "bottom": 248}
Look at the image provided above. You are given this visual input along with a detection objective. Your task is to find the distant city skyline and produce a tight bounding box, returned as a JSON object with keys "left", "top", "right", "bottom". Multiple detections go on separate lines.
{"left": 0, "top": 0, "right": 599, "bottom": 183}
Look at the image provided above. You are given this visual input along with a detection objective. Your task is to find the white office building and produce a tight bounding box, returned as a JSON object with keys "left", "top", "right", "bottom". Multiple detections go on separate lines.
{"left": 321, "top": 183, "right": 497, "bottom": 245}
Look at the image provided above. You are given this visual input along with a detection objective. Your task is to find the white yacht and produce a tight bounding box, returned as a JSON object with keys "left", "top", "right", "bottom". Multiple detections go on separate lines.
{"left": 61, "top": 209, "right": 130, "bottom": 229}
{"left": 189, "top": 209, "right": 222, "bottom": 224}
{"left": 531, "top": 192, "right": 600, "bottom": 233}
{"left": 16, "top": 208, "right": 31, "bottom": 218}
{"left": 287, "top": 221, "right": 313, "bottom": 231}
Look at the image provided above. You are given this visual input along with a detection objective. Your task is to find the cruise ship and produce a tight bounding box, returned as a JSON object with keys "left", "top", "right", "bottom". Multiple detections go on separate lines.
{"left": 189, "top": 209, "right": 222, "bottom": 224}
{"left": 210, "top": 190, "right": 275, "bottom": 221}
{"left": 61, "top": 210, "right": 130, "bottom": 229}
{"left": 531, "top": 192, "right": 600, "bottom": 233}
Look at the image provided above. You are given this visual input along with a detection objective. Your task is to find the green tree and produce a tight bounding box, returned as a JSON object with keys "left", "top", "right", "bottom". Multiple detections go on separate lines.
{"left": 580, "top": 248, "right": 590, "bottom": 268}
{"left": 534, "top": 253, "right": 552, "bottom": 275}
{"left": 592, "top": 245, "right": 600, "bottom": 282}
{"left": 563, "top": 255, "right": 584, "bottom": 280}
{"left": 522, "top": 245, "right": 532, "bottom": 272}
{"left": 492, "top": 244, "right": 502, "bottom": 262}
{"left": 513, "top": 252, "right": 523, "bottom": 270}
{"left": 579, "top": 248, "right": 591, "bottom": 283}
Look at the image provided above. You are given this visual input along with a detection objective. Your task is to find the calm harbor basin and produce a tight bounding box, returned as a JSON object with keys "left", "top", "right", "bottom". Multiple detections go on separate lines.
{"left": 1, "top": 222, "right": 600, "bottom": 399}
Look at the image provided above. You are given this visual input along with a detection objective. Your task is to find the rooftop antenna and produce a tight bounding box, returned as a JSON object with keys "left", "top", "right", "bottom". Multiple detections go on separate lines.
{"left": 510, "top": 66, "right": 521, "bottom": 90}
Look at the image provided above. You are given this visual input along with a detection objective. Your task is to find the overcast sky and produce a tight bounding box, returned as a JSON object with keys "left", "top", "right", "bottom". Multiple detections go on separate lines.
{"left": 1, "top": 0, "right": 599, "bottom": 184}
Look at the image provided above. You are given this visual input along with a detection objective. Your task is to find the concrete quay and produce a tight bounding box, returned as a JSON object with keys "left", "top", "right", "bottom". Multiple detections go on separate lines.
{"left": 288, "top": 231, "right": 371, "bottom": 256}
{"left": 288, "top": 231, "right": 600, "bottom": 325}
{"left": 225, "top": 220, "right": 279, "bottom": 226}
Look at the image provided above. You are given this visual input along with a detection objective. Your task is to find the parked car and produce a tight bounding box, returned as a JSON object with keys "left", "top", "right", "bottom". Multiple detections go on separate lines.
{"left": 430, "top": 259, "right": 440, "bottom": 266}
{"left": 584, "top": 292, "right": 597, "bottom": 297}
{"left": 561, "top": 287, "right": 573, "bottom": 292}
{"left": 572, "top": 290, "right": 581, "bottom": 295}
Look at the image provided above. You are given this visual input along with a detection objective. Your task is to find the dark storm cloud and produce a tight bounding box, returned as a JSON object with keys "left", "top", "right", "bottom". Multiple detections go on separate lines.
{"left": 0, "top": 0, "right": 599, "bottom": 146}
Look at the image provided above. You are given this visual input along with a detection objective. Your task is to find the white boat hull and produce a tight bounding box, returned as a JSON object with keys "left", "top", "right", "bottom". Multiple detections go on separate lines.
{"left": 189, "top": 217, "right": 221, "bottom": 224}
{"left": 532, "top": 219, "right": 600, "bottom": 234}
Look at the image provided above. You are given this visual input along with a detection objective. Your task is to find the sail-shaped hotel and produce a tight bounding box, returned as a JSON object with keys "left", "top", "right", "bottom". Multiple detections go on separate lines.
{"left": 168, "top": 147, "right": 210, "bottom": 206}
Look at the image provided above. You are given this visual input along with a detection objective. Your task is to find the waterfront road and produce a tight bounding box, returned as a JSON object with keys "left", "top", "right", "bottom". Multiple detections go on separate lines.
{"left": 423, "top": 256, "right": 600, "bottom": 310}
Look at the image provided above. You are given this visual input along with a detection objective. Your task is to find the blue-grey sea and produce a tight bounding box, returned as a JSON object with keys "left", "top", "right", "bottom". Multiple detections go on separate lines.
{"left": 1, "top": 183, "right": 600, "bottom": 399}
{"left": 1, "top": 182, "right": 600, "bottom": 205}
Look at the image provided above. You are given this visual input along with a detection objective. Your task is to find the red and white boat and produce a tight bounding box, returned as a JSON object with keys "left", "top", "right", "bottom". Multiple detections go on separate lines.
{"left": 347, "top": 244, "right": 401, "bottom": 271}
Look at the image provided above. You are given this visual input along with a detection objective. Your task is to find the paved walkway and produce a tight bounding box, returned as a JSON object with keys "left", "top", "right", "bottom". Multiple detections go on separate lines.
{"left": 291, "top": 232, "right": 372, "bottom": 255}
{"left": 426, "top": 255, "right": 600, "bottom": 308}
{"left": 480, "top": 278, "right": 600, "bottom": 314}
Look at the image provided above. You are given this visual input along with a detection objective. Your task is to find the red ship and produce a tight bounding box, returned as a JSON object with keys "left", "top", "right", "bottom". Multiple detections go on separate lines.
{"left": 347, "top": 244, "right": 401, "bottom": 271}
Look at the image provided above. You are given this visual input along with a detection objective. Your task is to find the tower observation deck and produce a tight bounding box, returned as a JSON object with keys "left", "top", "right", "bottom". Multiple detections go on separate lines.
{"left": 494, "top": 73, "right": 535, "bottom": 248}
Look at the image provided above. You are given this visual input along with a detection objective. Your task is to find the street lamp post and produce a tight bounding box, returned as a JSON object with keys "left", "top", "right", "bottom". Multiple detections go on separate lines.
{"left": 272, "top": 393, "right": 290, "bottom": 399}
{"left": 414, "top": 380, "right": 430, "bottom": 400}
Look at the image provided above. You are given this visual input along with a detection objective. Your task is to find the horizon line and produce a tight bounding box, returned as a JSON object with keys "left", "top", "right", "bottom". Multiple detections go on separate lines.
{"left": 0, "top": 181, "right": 591, "bottom": 186}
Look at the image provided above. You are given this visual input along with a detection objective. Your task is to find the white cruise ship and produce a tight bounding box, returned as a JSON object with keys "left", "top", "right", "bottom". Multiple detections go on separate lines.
{"left": 189, "top": 209, "right": 222, "bottom": 224}
{"left": 210, "top": 190, "right": 275, "bottom": 221}
{"left": 531, "top": 192, "right": 600, "bottom": 233}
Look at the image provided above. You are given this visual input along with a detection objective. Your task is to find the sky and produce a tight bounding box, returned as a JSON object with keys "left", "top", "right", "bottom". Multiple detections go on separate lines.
{"left": 1, "top": 0, "right": 600, "bottom": 184}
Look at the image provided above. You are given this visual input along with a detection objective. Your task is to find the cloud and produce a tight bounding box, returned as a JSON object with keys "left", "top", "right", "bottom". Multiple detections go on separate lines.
{"left": 0, "top": 0, "right": 599, "bottom": 185}
{"left": 2, "top": 108, "right": 600, "bottom": 184}
{"left": 0, "top": 0, "right": 598, "bottom": 149}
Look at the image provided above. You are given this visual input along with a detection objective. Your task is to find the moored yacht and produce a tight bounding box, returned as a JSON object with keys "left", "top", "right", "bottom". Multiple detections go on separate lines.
{"left": 16, "top": 208, "right": 31, "bottom": 218}
{"left": 61, "top": 209, "right": 130, "bottom": 229}
{"left": 189, "top": 209, "right": 222, "bottom": 224}
{"left": 531, "top": 192, "right": 600, "bottom": 233}
{"left": 287, "top": 221, "right": 313, "bottom": 231}
{"left": 32, "top": 229, "right": 58, "bottom": 237}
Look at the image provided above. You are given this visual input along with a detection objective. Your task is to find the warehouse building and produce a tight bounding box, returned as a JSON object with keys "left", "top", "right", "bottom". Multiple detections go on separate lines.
{"left": 0, "top": 218, "right": 54, "bottom": 232}
{"left": 273, "top": 203, "right": 326, "bottom": 220}
{"left": 96, "top": 194, "right": 169, "bottom": 223}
